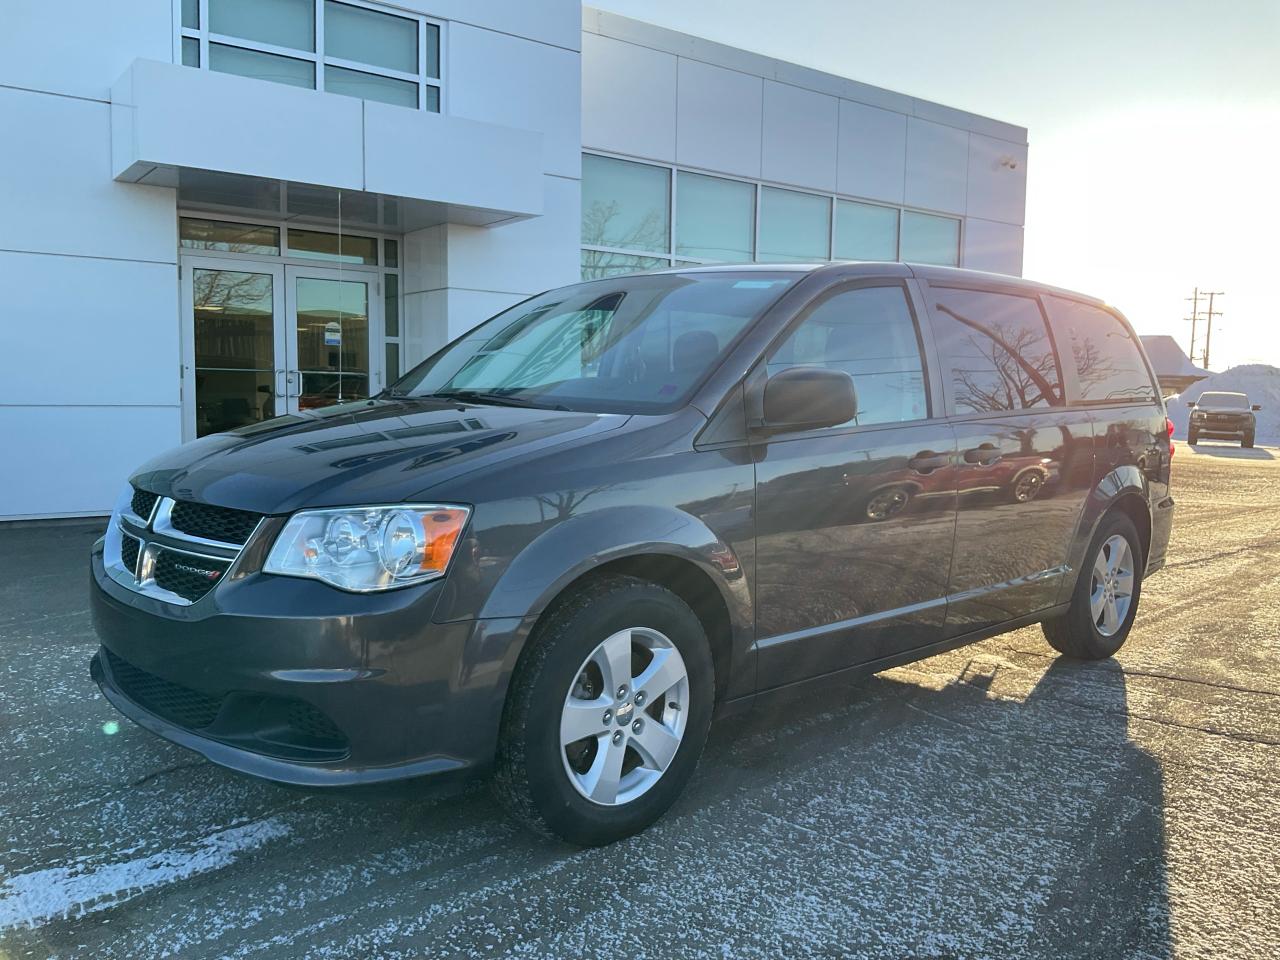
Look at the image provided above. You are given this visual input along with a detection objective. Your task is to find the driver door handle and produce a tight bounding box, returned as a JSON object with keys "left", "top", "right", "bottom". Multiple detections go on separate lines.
{"left": 963, "top": 443, "right": 1002, "bottom": 466}
{"left": 908, "top": 451, "right": 950, "bottom": 474}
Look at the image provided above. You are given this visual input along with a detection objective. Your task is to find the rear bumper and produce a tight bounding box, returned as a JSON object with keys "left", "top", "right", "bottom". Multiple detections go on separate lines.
{"left": 1146, "top": 495, "right": 1175, "bottom": 576}
{"left": 89, "top": 539, "right": 530, "bottom": 787}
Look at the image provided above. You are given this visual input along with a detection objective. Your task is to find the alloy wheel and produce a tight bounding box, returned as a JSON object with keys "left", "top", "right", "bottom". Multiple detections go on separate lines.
{"left": 560, "top": 627, "right": 689, "bottom": 806}
{"left": 1090, "top": 534, "right": 1135, "bottom": 637}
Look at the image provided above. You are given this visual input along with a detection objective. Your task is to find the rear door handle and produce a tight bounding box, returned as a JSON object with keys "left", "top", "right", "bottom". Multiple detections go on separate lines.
{"left": 963, "top": 444, "right": 1002, "bottom": 465}
{"left": 908, "top": 451, "right": 950, "bottom": 474}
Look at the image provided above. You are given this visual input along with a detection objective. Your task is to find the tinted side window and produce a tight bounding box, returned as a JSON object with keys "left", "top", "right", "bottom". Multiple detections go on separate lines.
{"left": 767, "top": 285, "right": 927, "bottom": 427}
{"left": 930, "top": 287, "right": 1062, "bottom": 413}
{"left": 1043, "top": 296, "right": 1157, "bottom": 404}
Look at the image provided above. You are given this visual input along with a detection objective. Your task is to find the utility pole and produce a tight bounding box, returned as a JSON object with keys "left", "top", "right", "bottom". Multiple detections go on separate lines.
{"left": 1184, "top": 287, "right": 1202, "bottom": 364}
{"left": 1200, "top": 291, "right": 1224, "bottom": 370}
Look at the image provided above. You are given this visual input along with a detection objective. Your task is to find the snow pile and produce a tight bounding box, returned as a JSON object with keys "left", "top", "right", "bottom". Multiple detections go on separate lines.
{"left": 1168, "top": 364, "right": 1280, "bottom": 443}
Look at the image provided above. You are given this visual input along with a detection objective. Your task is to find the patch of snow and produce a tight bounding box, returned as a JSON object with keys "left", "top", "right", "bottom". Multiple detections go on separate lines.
{"left": 1168, "top": 364, "right": 1280, "bottom": 442}
{"left": 0, "top": 817, "right": 289, "bottom": 930}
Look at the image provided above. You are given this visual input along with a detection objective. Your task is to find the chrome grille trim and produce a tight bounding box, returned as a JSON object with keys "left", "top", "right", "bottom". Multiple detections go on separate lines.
{"left": 104, "top": 496, "right": 257, "bottom": 606}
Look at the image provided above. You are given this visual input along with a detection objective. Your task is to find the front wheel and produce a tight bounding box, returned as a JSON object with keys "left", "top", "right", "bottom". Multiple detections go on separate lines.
{"left": 1243, "top": 432, "right": 1255, "bottom": 448}
{"left": 1042, "top": 513, "right": 1144, "bottom": 660}
{"left": 492, "top": 575, "right": 715, "bottom": 845}
{"left": 1187, "top": 429, "right": 1199, "bottom": 445}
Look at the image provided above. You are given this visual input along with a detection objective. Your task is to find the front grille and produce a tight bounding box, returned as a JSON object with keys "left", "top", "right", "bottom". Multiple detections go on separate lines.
{"left": 120, "top": 534, "right": 141, "bottom": 576}
{"left": 152, "top": 548, "right": 231, "bottom": 603}
{"left": 169, "top": 500, "right": 263, "bottom": 545}
{"left": 104, "top": 649, "right": 223, "bottom": 729}
{"left": 131, "top": 487, "right": 159, "bottom": 521}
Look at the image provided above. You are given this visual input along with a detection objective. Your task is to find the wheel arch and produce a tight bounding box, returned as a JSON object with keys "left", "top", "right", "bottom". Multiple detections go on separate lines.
{"left": 477, "top": 505, "right": 754, "bottom": 715}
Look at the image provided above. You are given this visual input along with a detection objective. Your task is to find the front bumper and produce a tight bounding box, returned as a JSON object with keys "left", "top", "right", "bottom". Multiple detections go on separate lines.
{"left": 89, "top": 539, "right": 528, "bottom": 787}
{"left": 1191, "top": 416, "right": 1251, "bottom": 438}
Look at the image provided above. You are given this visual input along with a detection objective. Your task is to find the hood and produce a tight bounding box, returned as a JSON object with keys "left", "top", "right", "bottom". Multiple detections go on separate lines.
{"left": 132, "top": 398, "right": 628, "bottom": 514}
{"left": 1194, "top": 402, "right": 1251, "bottom": 413}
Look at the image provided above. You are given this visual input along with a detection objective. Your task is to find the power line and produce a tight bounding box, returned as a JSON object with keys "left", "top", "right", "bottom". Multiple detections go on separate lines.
{"left": 1183, "top": 287, "right": 1224, "bottom": 369}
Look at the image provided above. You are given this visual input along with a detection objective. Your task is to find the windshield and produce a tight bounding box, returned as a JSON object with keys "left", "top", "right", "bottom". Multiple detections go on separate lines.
{"left": 1199, "top": 392, "right": 1248, "bottom": 408}
{"left": 391, "top": 272, "right": 797, "bottom": 413}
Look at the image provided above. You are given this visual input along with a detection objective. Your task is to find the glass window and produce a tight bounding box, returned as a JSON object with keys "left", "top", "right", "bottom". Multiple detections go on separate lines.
{"left": 180, "top": 1, "right": 438, "bottom": 110}
{"left": 580, "top": 251, "right": 667, "bottom": 281}
{"left": 383, "top": 238, "right": 398, "bottom": 268}
{"left": 930, "top": 287, "right": 1062, "bottom": 413}
{"left": 385, "top": 342, "right": 401, "bottom": 380}
{"left": 384, "top": 272, "right": 399, "bottom": 337}
{"left": 768, "top": 285, "right": 927, "bottom": 427}
{"left": 1043, "top": 296, "right": 1157, "bottom": 404}
{"left": 324, "top": 1, "right": 416, "bottom": 73}
{"left": 209, "top": 44, "right": 314, "bottom": 89}
{"left": 834, "top": 201, "right": 898, "bottom": 261}
{"left": 394, "top": 272, "right": 796, "bottom": 414}
{"left": 180, "top": 218, "right": 281, "bottom": 255}
{"left": 581, "top": 155, "right": 670, "bottom": 254}
{"left": 900, "top": 211, "right": 960, "bottom": 266}
{"left": 287, "top": 228, "right": 378, "bottom": 264}
{"left": 758, "top": 188, "right": 830, "bottom": 263}
{"left": 209, "top": 0, "right": 315, "bottom": 51}
{"left": 676, "top": 172, "right": 755, "bottom": 262}
{"left": 325, "top": 65, "right": 417, "bottom": 108}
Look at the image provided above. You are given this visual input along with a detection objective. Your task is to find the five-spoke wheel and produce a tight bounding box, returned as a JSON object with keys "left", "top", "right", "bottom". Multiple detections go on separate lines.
{"left": 560, "top": 627, "right": 689, "bottom": 806}
{"left": 1089, "top": 534, "right": 1134, "bottom": 637}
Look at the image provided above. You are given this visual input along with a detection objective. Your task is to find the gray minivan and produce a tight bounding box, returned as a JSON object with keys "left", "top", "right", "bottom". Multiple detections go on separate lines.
{"left": 91, "top": 263, "right": 1175, "bottom": 845}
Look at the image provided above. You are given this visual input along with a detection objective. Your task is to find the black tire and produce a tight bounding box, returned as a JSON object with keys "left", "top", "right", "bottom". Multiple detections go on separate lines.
{"left": 1042, "top": 512, "right": 1144, "bottom": 660}
{"left": 492, "top": 574, "right": 715, "bottom": 846}
{"left": 1187, "top": 430, "right": 1199, "bottom": 445}
{"left": 1243, "top": 433, "right": 1255, "bottom": 448}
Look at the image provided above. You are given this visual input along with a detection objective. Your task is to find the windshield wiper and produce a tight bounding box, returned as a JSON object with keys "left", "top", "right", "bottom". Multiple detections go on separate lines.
{"left": 429, "top": 390, "right": 570, "bottom": 412}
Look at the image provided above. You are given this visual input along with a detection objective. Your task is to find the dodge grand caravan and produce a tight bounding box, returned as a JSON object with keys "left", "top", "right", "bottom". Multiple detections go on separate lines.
{"left": 91, "top": 263, "right": 1175, "bottom": 845}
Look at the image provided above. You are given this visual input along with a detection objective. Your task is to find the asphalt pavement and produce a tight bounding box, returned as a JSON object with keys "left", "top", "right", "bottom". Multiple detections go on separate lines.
{"left": 1, "top": 439, "right": 1277, "bottom": 959}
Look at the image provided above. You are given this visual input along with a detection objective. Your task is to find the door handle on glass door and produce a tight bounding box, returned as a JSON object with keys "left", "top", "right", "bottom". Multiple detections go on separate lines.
{"left": 275, "top": 369, "right": 287, "bottom": 398}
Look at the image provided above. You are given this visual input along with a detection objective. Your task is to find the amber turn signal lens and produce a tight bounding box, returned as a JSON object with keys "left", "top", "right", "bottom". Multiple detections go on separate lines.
{"left": 420, "top": 508, "right": 469, "bottom": 573}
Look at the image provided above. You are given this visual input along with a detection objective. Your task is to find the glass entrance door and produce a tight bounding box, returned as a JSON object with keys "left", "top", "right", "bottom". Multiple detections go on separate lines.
{"left": 182, "top": 259, "right": 381, "bottom": 439}
{"left": 182, "top": 258, "right": 286, "bottom": 439}
{"left": 288, "top": 267, "right": 376, "bottom": 413}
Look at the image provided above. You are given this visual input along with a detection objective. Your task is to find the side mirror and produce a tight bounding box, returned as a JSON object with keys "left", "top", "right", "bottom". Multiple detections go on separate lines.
{"left": 1252, "top": 404, "right": 1262, "bottom": 411}
{"left": 1185, "top": 400, "right": 1196, "bottom": 408}
{"left": 761, "top": 366, "right": 857, "bottom": 433}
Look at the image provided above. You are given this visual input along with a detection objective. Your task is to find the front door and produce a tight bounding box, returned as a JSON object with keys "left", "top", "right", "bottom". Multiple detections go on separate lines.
{"left": 752, "top": 281, "right": 959, "bottom": 691}
{"left": 182, "top": 259, "right": 381, "bottom": 438}
{"left": 286, "top": 265, "right": 378, "bottom": 416}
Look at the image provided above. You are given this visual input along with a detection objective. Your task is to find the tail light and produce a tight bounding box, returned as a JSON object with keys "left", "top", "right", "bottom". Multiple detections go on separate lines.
{"left": 1166, "top": 417, "right": 1175, "bottom": 457}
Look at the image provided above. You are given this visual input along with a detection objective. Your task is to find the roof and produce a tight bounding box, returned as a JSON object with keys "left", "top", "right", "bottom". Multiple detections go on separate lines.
{"left": 582, "top": 9, "right": 1027, "bottom": 144}
{"left": 1139, "top": 336, "right": 1210, "bottom": 380}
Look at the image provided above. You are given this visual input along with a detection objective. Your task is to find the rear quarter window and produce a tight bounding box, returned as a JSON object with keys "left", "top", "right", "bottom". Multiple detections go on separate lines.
{"left": 1043, "top": 296, "right": 1157, "bottom": 404}
{"left": 928, "top": 287, "right": 1063, "bottom": 414}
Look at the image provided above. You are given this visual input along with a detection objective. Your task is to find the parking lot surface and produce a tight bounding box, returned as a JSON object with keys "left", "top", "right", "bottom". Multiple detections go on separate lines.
{"left": 2, "top": 440, "right": 1278, "bottom": 959}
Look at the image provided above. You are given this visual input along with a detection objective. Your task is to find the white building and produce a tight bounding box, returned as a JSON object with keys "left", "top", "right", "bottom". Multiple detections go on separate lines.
{"left": 1, "top": 1, "right": 1028, "bottom": 520}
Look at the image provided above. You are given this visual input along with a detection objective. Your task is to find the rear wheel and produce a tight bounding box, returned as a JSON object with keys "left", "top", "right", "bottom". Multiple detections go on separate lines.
{"left": 1043, "top": 513, "right": 1144, "bottom": 660}
{"left": 492, "top": 575, "right": 714, "bottom": 846}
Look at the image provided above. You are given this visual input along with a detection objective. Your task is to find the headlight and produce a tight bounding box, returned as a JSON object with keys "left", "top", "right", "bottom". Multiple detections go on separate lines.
{"left": 264, "top": 505, "right": 470, "bottom": 592}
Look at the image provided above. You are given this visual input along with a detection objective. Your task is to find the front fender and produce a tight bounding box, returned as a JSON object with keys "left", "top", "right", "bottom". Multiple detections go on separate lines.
{"left": 476, "top": 504, "right": 755, "bottom": 702}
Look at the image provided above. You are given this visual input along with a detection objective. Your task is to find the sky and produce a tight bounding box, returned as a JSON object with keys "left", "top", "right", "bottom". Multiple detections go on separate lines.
{"left": 591, "top": 0, "right": 1280, "bottom": 371}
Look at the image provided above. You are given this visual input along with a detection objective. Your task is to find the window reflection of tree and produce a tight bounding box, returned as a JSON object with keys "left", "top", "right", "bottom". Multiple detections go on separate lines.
{"left": 193, "top": 270, "right": 274, "bottom": 368}
{"left": 936, "top": 303, "right": 1061, "bottom": 412}
{"left": 581, "top": 199, "right": 667, "bottom": 280}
